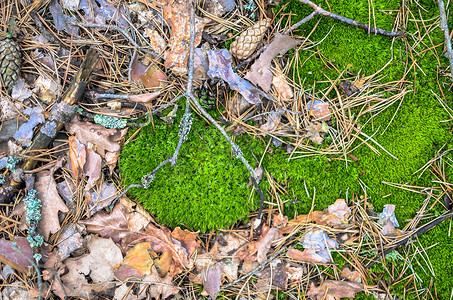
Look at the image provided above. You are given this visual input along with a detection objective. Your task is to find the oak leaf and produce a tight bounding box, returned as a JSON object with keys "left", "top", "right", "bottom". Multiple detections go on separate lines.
{"left": 307, "top": 280, "right": 364, "bottom": 300}
{"left": 35, "top": 170, "right": 69, "bottom": 240}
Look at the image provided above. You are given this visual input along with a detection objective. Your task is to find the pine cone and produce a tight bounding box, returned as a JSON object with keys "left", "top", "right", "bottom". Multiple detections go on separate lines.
{"left": 0, "top": 38, "right": 22, "bottom": 89}
{"left": 230, "top": 19, "right": 270, "bottom": 60}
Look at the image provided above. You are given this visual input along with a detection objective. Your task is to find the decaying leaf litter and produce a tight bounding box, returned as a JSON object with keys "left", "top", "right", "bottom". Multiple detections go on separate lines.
{"left": 0, "top": 0, "right": 451, "bottom": 299}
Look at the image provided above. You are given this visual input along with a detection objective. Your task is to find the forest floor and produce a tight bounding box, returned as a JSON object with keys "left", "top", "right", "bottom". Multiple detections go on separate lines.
{"left": 0, "top": 0, "right": 452, "bottom": 299}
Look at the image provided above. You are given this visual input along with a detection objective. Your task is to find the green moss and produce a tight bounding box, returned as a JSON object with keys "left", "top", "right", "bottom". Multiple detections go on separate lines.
{"left": 119, "top": 107, "right": 264, "bottom": 232}
{"left": 120, "top": 0, "right": 453, "bottom": 296}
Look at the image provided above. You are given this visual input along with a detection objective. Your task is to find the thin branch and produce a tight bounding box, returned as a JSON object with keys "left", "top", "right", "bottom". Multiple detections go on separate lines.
{"left": 438, "top": 0, "right": 453, "bottom": 80}
{"left": 70, "top": 21, "right": 156, "bottom": 57}
{"left": 297, "top": 0, "right": 405, "bottom": 37}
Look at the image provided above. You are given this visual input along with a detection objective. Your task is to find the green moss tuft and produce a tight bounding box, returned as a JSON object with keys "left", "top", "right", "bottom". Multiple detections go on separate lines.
{"left": 119, "top": 107, "right": 264, "bottom": 232}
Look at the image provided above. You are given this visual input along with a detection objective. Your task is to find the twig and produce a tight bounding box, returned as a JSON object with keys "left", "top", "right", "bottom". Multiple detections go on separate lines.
{"left": 438, "top": 0, "right": 453, "bottom": 80}
{"left": 221, "top": 246, "right": 286, "bottom": 290}
{"left": 70, "top": 21, "right": 156, "bottom": 57}
{"left": 365, "top": 210, "right": 453, "bottom": 268}
{"left": 297, "top": 0, "right": 405, "bottom": 37}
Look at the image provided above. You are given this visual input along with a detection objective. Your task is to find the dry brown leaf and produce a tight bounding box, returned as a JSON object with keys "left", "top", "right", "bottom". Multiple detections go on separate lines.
{"left": 144, "top": 28, "right": 167, "bottom": 54}
{"left": 115, "top": 242, "right": 153, "bottom": 281}
{"left": 155, "top": 250, "right": 172, "bottom": 277}
{"left": 35, "top": 170, "right": 69, "bottom": 240}
{"left": 33, "top": 75, "right": 61, "bottom": 104}
{"left": 61, "top": 237, "right": 123, "bottom": 298}
{"left": 260, "top": 109, "right": 284, "bottom": 133}
{"left": 273, "top": 213, "right": 288, "bottom": 228}
{"left": 66, "top": 116, "right": 120, "bottom": 158}
{"left": 341, "top": 267, "right": 362, "bottom": 283}
{"left": 129, "top": 92, "right": 161, "bottom": 103}
{"left": 307, "top": 280, "right": 364, "bottom": 300}
{"left": 305, "top": 122, "right": 329, "bottom": 145}
{"left": 163, "top": 0, "right": 207, "bottom": 74}
{"left": 272, "top": 74, "right": 293, "bottom": 101}
{"left": 257, "top": 227, "right": 279, "bottom": 264}
{"left": 307, "top": 100, "right": 331, "bottom": 122}
{"left": 80, "top": 203, "right": 192, "bottom": 275}
{"left": 139, "top": 65, "right": 167, "bottom": 89}
{"left": 201, "top": 263, "right": 223, "bottom": 299}
{"left": 171, "top": 227, "right": 200, "bottom": 257}
{"left": 144, "top": 266, "right": 179, "bottom": 299}
{"left": 0, "top": 237, "right": 34, "bottom": 273}
{"left": 245, "top": 33, "right": 300, "bottom": 92}
{"left": 68, "top": 135, "right": 86, "bottom": 179}
{"left": 255, "top": 260, "right": 287, "bottom": 294}
{"left": 84, "top": 146, "right": 102, "bottom": 190}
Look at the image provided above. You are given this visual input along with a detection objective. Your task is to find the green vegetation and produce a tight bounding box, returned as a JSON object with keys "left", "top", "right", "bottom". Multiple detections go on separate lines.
{"left": 120, "top": 0, "right": 453, "bottom": 296}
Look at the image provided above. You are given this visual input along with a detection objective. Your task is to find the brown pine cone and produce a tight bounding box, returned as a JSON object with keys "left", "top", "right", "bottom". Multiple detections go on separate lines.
{"left": 230, "top": 19, "right": 271, "bottom": 60}
{"left": 0, "top": 38, "right": 22, "bottom": 89}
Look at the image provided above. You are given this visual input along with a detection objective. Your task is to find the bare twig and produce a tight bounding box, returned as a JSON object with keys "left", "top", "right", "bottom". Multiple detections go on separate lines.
{"left": 70, "top": 21, "right": 156, "bottom": 57}
{"left": 297, "top": 0, "right": 405, "bottom": 37}
{"left": 438, "top": 0, "right": 453, "bottom": 80}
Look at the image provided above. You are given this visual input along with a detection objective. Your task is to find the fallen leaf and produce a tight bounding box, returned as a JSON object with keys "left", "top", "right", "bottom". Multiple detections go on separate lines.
{"left": 56, "top": 224, "right": 85, "bottom": 260}
{"left": 227, "top": 94, "right": 253, "bottom": 118}
{"left": 0, "top": 237, "right": 34, "bottom": 273}
{"left": 273, "top": 213, "right": 288, "bottom": 228}
{"left": 1, "top": 281, "right": 29, "bottom": 299}
{"left": 62, "top": 0, "right": 80, "bottom": 10}
{"left": 171, "top": 227, "right": 200, "bottom": 257}
{"left": 49, "top": 0, "right": 79, "bottom": 36}
{"left": 144, "top": 28, "right": 167, "bottom": 54}
{"left": 341, "top": 267, "right": 362, "bottom": 283}
{"left": 61, "top": 237, "right": 123, "bottom": 298}
{"left": 255, "top": 259, "right": 287, "bottom": 294}
{"left": 339, "top": 80, "right": 360, "bottom": 97}
{"left": 79, "top": 0, "right": 128, "bottom": 27}
{"left": 80, "top": 203, "right": 191, "bottom": 274}
{"left": 163, "top": 0, "right": 207, "bottom": 74}
{"left": 11, "top": 78, "right": 32, "bottom": 102}
{"left": 285, "top": 263, "right": 306, "bottom": 282}
{"left": 32, "top": 49, "right": 55, "bottom": 70}
{"left": 260, "top": 109, "right": 284, "bottom": 133}
{"left": 144, "top": 267, "right": 179, "bottom": 299}
{"left": 139, "top": 65, "right": 167, "bottom": 89}
{"left": 85, "top": 181, "right": 118, "bottom": 216}
{"left": 286, "top": 248, "right": 331, "bottom": 264}
{"left": 84, "top": 146, "right": 102, "bottom": 190}
{"left": 306, "top": 100, "right": 331, "bottom": 122}
{"left": 155, "top": 250, "right": 172, "bottom": 277}
{"left": 202, "top": 263, "right": 223, "bottom": 299}
{"left": 66, "top": 116, "right": 121, "bottom": 158}
{"left": 13, "top": 106, "right": 45, "bottom": 146}
{"left": 33, "top": 75, "right": 61, "bottom": 104}
{"left": 272, "top": 73, "right": 293, "bottom": 101}
{"left": 314, "top": 199, "right": 351, "bottom": 228}
{"left": 35, "top": 170, "right": 69, "bottom": 240}
{"left": 208, "top": 49, "right": 261, "bottom": 104}
{"left": 307, "top": 280, "right": 364, "bottom": 300}
{"left": 257, "top": 227, "right": 279, "bottom": 264}
{"left": 0, "top": 97, "right": 22, "bottom": 120}
{"left": 115, "top": 242, "right": 154, "bottom": 280}
{"left": 193, "top": 47, "right": 209, "bottom": 82}
{"left": 129, "top": 92, "right": 161, "bottom": 103}
{"left": 305, "top": 122, "right": 329, "bottom": 145}
{"left": 245, "top": 33, "right": 300, "bottom": 92}
{"left": 378, "top": 204, "right": 400, "bottom": 235}
{"left": 114, "top": 283, "right": 147, "bottom": 300}
{"left": 68, "top": 135, "right": 86, "bottom": 179}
